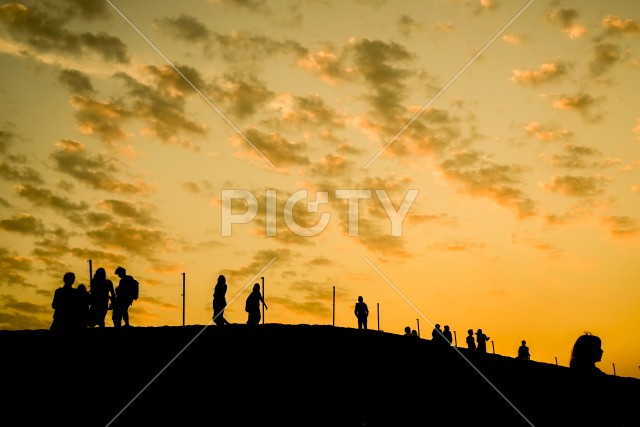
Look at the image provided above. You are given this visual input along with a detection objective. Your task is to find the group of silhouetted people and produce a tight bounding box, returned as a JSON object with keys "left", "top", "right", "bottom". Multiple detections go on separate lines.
{"left": 212, "top": 274, "right": 267, "bottom": 326}
{"left": 50, "top": 266, "right": 138, "bottom": 333}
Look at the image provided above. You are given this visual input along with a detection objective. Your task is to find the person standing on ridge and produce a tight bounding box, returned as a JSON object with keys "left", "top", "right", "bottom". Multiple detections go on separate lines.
{"left": 245, "top": 283, "right": 267, "bottom": 325}
{"left": 354, "top": 296, "right": 369, "bottom": 330}
{"left": 442, "top": 325, "right": 453, "bottom": 346}
{"left": 476, "top": 329, "right": 490, "bottom": 354}
{"left": 51, "top": 272, "right": 78, "bottom": 332}
{"left": 113, "top": 266, "right": 137, "bottom": 327}
{"left": 466, "top": 329, "right": 476, "bottom": 351}
{"left": 88, "top": 267, "right": 115, "bottom": 328}
{"left": 213, "top": 274, "right": 231, "bottom": 325}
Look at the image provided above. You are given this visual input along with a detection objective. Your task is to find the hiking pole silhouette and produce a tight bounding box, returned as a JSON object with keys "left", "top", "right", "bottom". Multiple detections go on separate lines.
{"left": 88, "top": 259, "right": 92, "bottom": 286}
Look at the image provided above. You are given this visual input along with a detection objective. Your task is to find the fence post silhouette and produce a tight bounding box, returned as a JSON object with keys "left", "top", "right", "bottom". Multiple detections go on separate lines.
{"left": 332, "top": 285, "right": 335, "bottom": 327}
{"left": 182, "top": 272, "right": 185, "bottom": 326}
{"left": 416, "top": 318, "right": 420, "bottom": 337}
{"left": 613, "top": 363, "right": 616, "bottom": 376}
{"left": 377, "top": 303, "right": 380, "bottom": 331}
{"left": 454, "top": 330, "right": 458, "bottom": 347}
{"left": 491, "top": 340, "right": 495, "bottom": 354}
{"left": 555, "top": 357, "right": 558, "bottom": 366}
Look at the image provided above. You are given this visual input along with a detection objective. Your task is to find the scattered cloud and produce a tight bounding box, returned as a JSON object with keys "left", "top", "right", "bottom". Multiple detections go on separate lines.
{"left": 0, "top": 2, "right": 130, "bottom": 63}
{"left": 589, "top": 42, "right": 624, "bottom": 77}
{"left": 551, "top": 92, "right": 603, "bottom": 122}
{"left": 546, "top": 143, "right": 604, "bottom": 169}
{"left": 439, "top": 150, "right": 536, "bottom": 219}
{"left": 58, "top": 68, "right": 95, "bottom": 96}
{"left": 0, "top": 213, "right": 45, "bottom": 235}
{"left": 0, "top": 247, "right": 33, "bottom": 288}
{"left": 601, "top": 15, "right": 640, "bottom": 37}
{"left": 540, "top": 175, "right": 608, "bottom": 197}
{"left": 502, "top": 34, "right": 523, "bottom": 45}
{"left": 524, "top": 122, "right": 572, "bottom": 142}
{"left": 50, "top": 139, "right": 156, "bottom": 195}
{"left": 510, "top": 61, "right": 570, "bottom": 86}
{"left": 545, "top": 7, "right": 587, "bottom": 39}
{"left": 397, "top": 14, "right": 424, "bottom": 37}
{"left": 600, "top": 215, "right": 639, "bottom": 238}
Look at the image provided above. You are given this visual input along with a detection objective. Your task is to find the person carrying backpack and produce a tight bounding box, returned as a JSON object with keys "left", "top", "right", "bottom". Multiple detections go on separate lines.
{"left": 112, "top": 266, "right": 138, "bottom": 327}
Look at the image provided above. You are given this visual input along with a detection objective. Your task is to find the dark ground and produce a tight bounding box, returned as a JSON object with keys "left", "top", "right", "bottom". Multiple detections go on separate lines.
{"left": 1, "top": 324, "right": 639, "bottom": 427}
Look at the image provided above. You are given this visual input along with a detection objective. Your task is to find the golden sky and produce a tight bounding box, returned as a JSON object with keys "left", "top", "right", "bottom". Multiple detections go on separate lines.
{"left": 1, "top": 0, "right": 639, "bottom": 379}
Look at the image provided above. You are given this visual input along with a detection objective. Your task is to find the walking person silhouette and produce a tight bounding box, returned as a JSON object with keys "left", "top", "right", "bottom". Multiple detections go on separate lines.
{"left": 212, "top": 274, "right": 231, "bottom": 325}
{"left": 245, "top": 283, "right": 267, "bottom": 325}
{"left": 354, "top": 296, "right": 369, "bottom": 330}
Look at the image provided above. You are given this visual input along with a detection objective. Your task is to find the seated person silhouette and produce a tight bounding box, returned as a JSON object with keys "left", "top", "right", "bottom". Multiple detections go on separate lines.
{"left": 517, "top": 340, "right": 530, "bottom": 360}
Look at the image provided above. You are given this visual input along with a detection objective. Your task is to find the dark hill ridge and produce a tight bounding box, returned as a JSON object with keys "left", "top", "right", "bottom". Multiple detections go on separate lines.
{"left": 1, "top": 324, "right": 638, "bottom": 427}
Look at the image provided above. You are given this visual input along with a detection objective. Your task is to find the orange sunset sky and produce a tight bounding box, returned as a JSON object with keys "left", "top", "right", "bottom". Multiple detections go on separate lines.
{"left": 0, "top": 0, "right": 639, "bottom": 379}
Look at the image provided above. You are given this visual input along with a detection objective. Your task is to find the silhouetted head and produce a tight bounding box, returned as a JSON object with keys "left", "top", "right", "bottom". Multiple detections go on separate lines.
{"left": 358, "top": 296, "right": 363, "bottom": 302}
{"left": 78, "top": 284, "right": 87, "bottom": 293}
{"left": 217, "top": 275, "right": 226, "bottom": 284}
{"left": 570, "top": 333, "right": 603, "bottom": 369}
{"left": 115, "top": 266, "right": 126, "bottom": 277}
{"left": 522, "top": 340, "right": 527, "bottom": 345}
{"left": 468, "top": 329, "right": 473, "bottom": 335}
{"left": 435, "top": 324, "right": 441, "bottom": 329}
{"left": 253, "top": 283, "right": 260, "bottom": 291}
{"left": 404, "top": 326, "right": 411, "bottom": 334}
{"left": 93, "top": 267, "right": 106, "bottom": 281}
{"left": 476, "top": 329, "right": 483, "bottom": 334}
{"left": 63, "top": 272, "right": 75, "bottom": 286}
{"left": 444, "top": 325, "right": 450, "bottom": 331}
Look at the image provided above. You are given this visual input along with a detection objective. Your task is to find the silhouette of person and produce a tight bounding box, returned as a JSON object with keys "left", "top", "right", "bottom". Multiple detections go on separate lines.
{"left": 566, "top": 333, "right": 622, "bottom": 425}
{"left": 411, "top": 330, "right": 419, "bottom": 337}
{"left": 88, "top": 267, "right": 115, "bottom": 328}
{"left": 51, "top": 272, "right": 78, "bottom": 332}
{"left": 431, "top": 323, "right": 444, "bottom": 345}
{"left": 517, "top": 340, "right": 530, "bottom": 360}
{"left": 476, "top": 329, "right": 490, "bottom": 353}
{"left": 245, "top": 283, "right": 267, "bottom": 325}
{"left": 569, "top": 333, "right": 604, "bottom": 375}
{"left": 404, "top": 326, "right": 412, "bottom": 336}
{"left": 212, "top": 274, "right": 231, "bottom": 326}
{"left": 442, "top": 325, "right": 453, "bottom": 346}
{"left": 354, "top": 296, "right": 369, "bottom": 330}
{"left": 466, "top": 329, "right": 476, "bottom": 351}
{"left": 112, "top": 266, "right": 136, "bottom": 327}
{"left": 76, "top": 284, "right": 91, "bottom": 328}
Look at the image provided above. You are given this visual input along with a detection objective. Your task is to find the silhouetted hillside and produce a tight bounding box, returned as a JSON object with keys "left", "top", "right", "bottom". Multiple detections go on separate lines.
{"left": 2, "top": 325, "right": 638, "bottom": 427}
